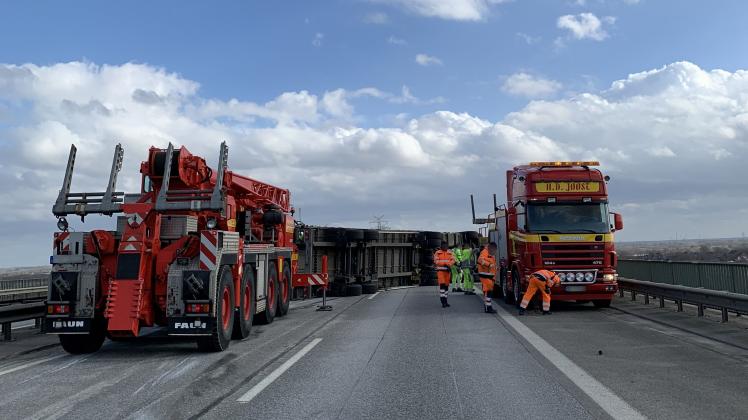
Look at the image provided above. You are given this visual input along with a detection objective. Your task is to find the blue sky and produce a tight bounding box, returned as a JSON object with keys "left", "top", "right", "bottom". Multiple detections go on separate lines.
{"left": 4, "top": 0, "right": 748, "bottom": 121}
{"left": 1, "top": 0, "right": 748, "bottom": 266}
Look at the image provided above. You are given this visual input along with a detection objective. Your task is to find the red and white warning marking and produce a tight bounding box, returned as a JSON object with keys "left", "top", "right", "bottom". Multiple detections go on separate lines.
{"left": 200, "top": 231, "right": 217, "bottom": 271}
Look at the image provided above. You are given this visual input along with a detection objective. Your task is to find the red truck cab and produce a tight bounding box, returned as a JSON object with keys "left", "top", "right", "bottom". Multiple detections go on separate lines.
{"left": 482, "top": 161, "right": 623, "bottom": 308}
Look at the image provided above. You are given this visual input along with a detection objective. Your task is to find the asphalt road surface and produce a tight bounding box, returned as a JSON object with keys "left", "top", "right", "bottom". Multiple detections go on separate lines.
{"left": 1, "top": 286, "right": 747, "bottom": 420}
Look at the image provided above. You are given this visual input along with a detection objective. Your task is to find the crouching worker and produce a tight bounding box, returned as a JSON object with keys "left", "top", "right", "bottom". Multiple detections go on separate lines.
{"left": 519, "top": 269, "right": 561, "bottom": 316}
{"left": 477, "top": 242, "right": 498, "bottom": 313}
{"left": 434, "top": 241, "right": 456, "bottom": 308}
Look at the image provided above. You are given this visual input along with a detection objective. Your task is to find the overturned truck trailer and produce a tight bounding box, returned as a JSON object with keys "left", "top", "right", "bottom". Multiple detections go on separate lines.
{"left": 293, "top": 227, "right": 481, "bottom": 297}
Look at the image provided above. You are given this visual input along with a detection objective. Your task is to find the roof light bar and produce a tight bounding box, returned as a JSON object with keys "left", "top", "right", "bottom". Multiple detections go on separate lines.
{"left": 529, "top": 161, "right": 600, "bottom": 167}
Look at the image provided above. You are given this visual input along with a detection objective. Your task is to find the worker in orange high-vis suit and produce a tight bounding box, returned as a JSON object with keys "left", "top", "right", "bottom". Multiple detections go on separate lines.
{"left": 477, "top": 242, "right": 498, "bottom": 314}
{"left": 434, "top": 241, "right": 456, "bottom": 308}
{"left": 519, "top": 269, "right": 561, "bottom": 316}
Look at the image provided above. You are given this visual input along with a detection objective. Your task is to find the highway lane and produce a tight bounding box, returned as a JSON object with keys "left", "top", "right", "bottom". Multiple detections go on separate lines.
{"left": 0, "top": 287, "right": 746, "bottom": 419}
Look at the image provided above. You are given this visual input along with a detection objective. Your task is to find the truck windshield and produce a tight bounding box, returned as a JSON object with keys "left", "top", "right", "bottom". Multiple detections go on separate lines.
{"left": 526, "top": 203, "right": 609, "bottom": 234}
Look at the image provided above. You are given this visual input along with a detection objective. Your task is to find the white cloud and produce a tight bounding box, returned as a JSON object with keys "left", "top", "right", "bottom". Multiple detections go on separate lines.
{"left": 370, "top": 0, "right": 510, "bottom": 21}
{"left": 502, "top": 73, "right": 563, "bottom": 98}
{"left": 363, "top": 12, "right": 389, "bottom": 24}
{"left": 312, "top": 32, "right": 324, "bottom": 47}
{"left": 1, "top": 60, "right": 748, "bottom": 264}
{"left": 415, "top": 53, "right": 443, "bottom": 66}
{"left": 387, "top": 35, "right": 407, "bottom": 45}
{"left": 557, "top": 13, "right": 615, "bottom": 41}
{"left": 516, "top": 32, "right": 541, "bottom": 45}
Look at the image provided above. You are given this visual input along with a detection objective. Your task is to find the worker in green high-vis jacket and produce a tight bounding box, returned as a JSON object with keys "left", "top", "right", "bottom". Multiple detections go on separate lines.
{"left": 459, "top": 244, "right": 475, "bottom": 294}
{"left": 450, "top": 247, "right": 463, "bottom": 292}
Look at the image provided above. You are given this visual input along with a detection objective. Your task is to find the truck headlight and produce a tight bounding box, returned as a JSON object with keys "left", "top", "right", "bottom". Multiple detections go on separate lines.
{"left": 584, "top": 272, "right": 594, "bottom": 282}
{"left": 558, "top": 273, "right": 567, "bottom": 281}
{"left": 575, "top": 272, "right": 585, "bottom": 282}
{"left": 206, "top": 218, "right": 217, "bottom": 229}
{"left": 602, "top": 274, "right": 617, "bottom": 283}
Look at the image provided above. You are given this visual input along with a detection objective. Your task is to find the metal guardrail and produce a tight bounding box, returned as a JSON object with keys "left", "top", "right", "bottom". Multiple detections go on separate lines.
{"left": 0, "top": 275, "right": 49, "bottom": 340}
{"left": 618, "top": 259, "right": 748, "bottom": 295}
{"left": 617, "top": 277, "right": 748, "bottom": 322}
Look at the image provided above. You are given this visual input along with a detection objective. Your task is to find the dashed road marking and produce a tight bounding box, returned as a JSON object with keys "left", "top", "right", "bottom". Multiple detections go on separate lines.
{"left": 237, "top": 338, "right": 323, "bottom": 403}
{"left": 367, "top": 292, "right": 381, "bottom": 300}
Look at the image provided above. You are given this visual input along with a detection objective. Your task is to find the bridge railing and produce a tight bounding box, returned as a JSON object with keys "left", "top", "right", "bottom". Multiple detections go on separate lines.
{"left": 617, "top": 259, "right": 748, "bottom": 295}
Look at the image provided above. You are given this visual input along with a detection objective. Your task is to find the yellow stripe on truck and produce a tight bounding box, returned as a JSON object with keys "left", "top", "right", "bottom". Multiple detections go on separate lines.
{"left": 510, "top": 232, "right": 614, "bottom": 243}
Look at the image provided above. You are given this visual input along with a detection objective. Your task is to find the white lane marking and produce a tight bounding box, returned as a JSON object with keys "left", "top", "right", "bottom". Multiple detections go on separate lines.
{"left": 0, "top": 355, "right": 66, "bottom": 377}
{"left": 367, "top": 292, "right": 381, "bottom": 300}
{"left": 237, "top": 338, "right": 323, "bottom": 403}
{"left": 492, "top": 302, "right": 645, "bottom": 420}
{"left": 386, "top": 286, "right": 416, "bottom": 291}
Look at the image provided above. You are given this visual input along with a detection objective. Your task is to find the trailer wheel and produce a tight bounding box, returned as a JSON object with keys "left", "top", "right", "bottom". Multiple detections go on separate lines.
{"left": 364, "top": 230, "right": 380, "bottom": 242}
{"left": 346, "top": 229, "right": 365, "bottom": 242}
{"left": 277, "top": 263, "right": 291, "bottom": 317}
{"left": 593, "top": 299, "right": 612, "bottom": 308}
{"left": 426, "top": 238, "right": 442, "bottom": 249}
{"left": 198, "top": 266, "right": 234, "bottom": 352}
{"left": 59, "top": 316, "right": 106, "bottom": 354}
{"left": 232, "top": 267, "right": 255, "bottom": 340}
{"left": 504, "top": 271, "right": 516, "bottom": 305}
{"left": 345, "top": 284, "right": 363, "bottom": 296}
{"left": 493, "top": 268, "right": 507, "bottom": 299}
{"left": 255, "top": 262, "right": 278, "bottom": 325}
{"left": 362, "top": 283, "right": 378, "bottom": 294}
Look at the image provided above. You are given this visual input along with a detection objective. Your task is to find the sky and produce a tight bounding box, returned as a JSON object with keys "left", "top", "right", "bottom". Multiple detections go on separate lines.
{"left": 1, "top": 0, "right": 748, "bottom": 266}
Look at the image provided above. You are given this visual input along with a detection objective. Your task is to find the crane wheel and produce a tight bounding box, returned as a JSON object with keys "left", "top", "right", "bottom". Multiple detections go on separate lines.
{"left": 232, "top": 267, "right": 255, "bottom": 340}
{"left": 504, "top": 272, "right": 516, "bottom": 305}
{"left": 256, "top": 262, "right": 278, "bottom": 325}
{"left": 197, "top": 266, "right": 234, "bottom": 352}
{"left": 59, "top": 317, "right": 106, "bottom": 354}
{"left": 277, "top": 264, "right": 291, "bottom": 317}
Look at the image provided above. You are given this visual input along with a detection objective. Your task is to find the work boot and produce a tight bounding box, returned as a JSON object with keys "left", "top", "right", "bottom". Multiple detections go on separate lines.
{"left": 518, "top": 308, "right": 526, "bottom": 316}
{"left": 440, "top": 297, "right": 447, "bottom": 308}
{"left": 445, "top": 301, "right": 451, "bottom": 307}
{"left": 486, "top": 306, "right": 496, "bottom": 314}
{"left": 542, "top": 310, "right": 552, "bottom": 315}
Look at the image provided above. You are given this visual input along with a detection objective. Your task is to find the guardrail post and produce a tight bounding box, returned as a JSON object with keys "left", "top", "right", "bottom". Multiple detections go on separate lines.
{"left": 676, "top": 300, "right": 683, "bottom": 312}
{"left": 644, "top": 294, "right": 650, "bottom": 305}
{"left": 659, "top": 296, "right": 665, "bottom": 308}
{"left": 697, "top": 304, "right": 704, "bottom": 317}
{"left": 2, "top": 322, "right": 11, "bottom": 341}
{"left": 619, "top": 288, "right": 624, "bottom": 298}
{"left": 630, "top": 291, "right": 636, "bottom": 301}
{"left": 721, "top": 308, "right": 728, "bottom": 323}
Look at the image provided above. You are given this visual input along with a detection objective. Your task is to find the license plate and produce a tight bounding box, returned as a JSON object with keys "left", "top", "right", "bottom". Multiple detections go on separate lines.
{"left": 565, "top": 285, "right": 587, "bottom": 292}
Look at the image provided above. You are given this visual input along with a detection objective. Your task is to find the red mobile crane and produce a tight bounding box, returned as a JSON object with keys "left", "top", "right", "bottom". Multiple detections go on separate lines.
{"left": 47, "top": 142, "right": 317, "bottom": 353}
{"left": 472, "top": 161, "right": 624, "bottom": 309}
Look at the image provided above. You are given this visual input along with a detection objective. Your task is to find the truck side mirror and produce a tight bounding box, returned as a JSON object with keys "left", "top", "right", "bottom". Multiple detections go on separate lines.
{"left": 612, "top": 213, "right": 623, "bottom": 231}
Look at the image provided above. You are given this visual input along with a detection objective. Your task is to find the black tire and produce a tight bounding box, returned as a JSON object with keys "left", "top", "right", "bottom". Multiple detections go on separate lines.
{"left": 277, "top": 263, "right": 291, "bottom": 317}
{"left": 493, "top": 268, "right": 506, "bottom": 298}
{"left": 424, "top": 231, "right": 444, "bottom": 240}
{"left": 346, "top": 229, "right": 365, "bottom": 242}
{"left": 59, "top": 316, "right": 106, "bottom": 354}
{"left": 262, "top": 210, "right": 284, "bottom": 225}
{"left": 197, "top": 266, "right": 234, "bottom": 352}
{"left": 362, "top": 283, "right": 378, "bottom": 294}
{"left": 255, "top": 262, "right": 278, "bottom": 325}
{"left": 232, "top": 266, "right": 255, "bottom": 340}
{"left": 593, "top": 299, "right": 612, "bottom": 308}
{"left": 364, "top": 229, "right": 380, "bottom": 242}
{"left": 513, "top": 271, "right": 522, "bottom": 307}
{"left": 345, "top": 284, "right": 363, "bottom": 296}
{"left": 426, "top": 238, "right": 442, "bottom": 249}
{"left": 504, "top": 271, "right": 517, "bottom": 305}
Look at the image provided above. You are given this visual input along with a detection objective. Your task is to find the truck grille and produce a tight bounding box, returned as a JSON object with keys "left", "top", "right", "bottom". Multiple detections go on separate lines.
{"left": 540, "top": 243, "right": 605, "bottom": 269}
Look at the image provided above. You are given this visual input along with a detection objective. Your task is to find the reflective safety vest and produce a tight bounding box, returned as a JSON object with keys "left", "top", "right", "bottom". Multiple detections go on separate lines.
{"left": 476, "top": 248, "right": 496, "bottom": 277}
{"left": 459, "top": 248, "right": 474, "bottom": 268}
{"left": 434, "top": 249, "right": 456, "bottom": 271}
{"left": 532, "top": 269, "right": 561, "bottom": 288}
